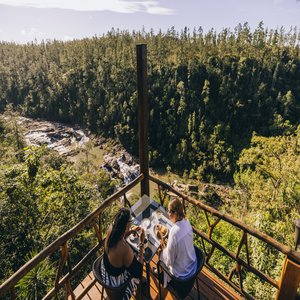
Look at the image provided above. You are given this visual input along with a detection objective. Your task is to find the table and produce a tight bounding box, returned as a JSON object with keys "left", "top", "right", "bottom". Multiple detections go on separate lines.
{"left": 127, "top": 195, "right": 173, "bottom": 289}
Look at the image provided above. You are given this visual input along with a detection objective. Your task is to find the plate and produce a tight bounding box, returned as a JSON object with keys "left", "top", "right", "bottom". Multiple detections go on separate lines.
{"left": 154, "top": 224, "right": 168, "bottom": 238}
{"left": 129, "top": 225, "right": 139, "bottom": 242}
{"left": 140, "top": 218, "right": 150, "bottom": 229}
{"left": 153, "top": 210, "right": 163, "bottom": 219}
{"left": 129, "top": 233, "right": 139, "bottom": 242}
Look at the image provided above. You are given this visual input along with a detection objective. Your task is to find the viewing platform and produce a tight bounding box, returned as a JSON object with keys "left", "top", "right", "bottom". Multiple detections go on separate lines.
{"left": 1, "top": 174, "right": 300, "bottom": 299}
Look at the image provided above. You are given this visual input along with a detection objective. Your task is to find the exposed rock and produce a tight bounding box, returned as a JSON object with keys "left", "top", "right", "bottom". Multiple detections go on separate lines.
{"left": 18, "top": 117, "right": 141, "bottom": 186}
{"left": 101, "top": 151, "right": 139, "bottom": 185}
{"left": 19, "top": 117, "right": 90, "bottom": 157}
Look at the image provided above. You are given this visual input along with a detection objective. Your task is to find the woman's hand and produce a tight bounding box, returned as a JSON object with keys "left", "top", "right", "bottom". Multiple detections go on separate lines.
{"left": 139, "top": 228, "right": 145, "bottom": 243}
{"left": 137, "top": 227, "right": 145, "bottom": 263}
{"left": 157, "top": 238, "right": 167, "bottom": 256}
{"left": 157, "top": 230, "right": 166, "bottom": 251}
{"left": 156, "top": 230, "right": 163, "bottom": 241}
{"left": 124, "top": 225, "right": 141, "bottom": 238}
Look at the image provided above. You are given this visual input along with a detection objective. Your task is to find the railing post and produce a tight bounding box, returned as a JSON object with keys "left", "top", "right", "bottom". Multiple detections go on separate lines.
{"left": 136, "top": 44, "right": 149, "bottom": 197}
{"left": 276, "top": 257, "right": 300, "bottom": 300}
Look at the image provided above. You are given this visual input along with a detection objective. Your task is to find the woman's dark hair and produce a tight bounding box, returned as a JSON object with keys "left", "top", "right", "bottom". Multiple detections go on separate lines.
{"left": 107, "top": 208, "right": 131, "bottom": 249}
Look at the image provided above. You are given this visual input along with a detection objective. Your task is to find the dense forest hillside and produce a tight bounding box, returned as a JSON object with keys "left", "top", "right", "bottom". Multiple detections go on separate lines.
{"left": 1, "top": 23, "right": 299, "bottom": 181}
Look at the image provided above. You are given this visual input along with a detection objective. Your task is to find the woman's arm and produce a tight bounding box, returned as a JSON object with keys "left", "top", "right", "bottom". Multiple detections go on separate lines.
{"left": 157, "top": 231, "right": 167, "bottom": 255}
{"left": 104, "top": 225, "right": 112, "bottom": 253}
{"left": 137, "top": 228, "right": 145, "bottom": 264}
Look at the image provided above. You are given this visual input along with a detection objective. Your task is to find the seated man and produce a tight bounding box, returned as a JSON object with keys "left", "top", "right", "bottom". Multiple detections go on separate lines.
{"left": 157, "top": 198, "right": 197, "bottom": 288}
{"left": 99, "top": 208, "right": 145, "bottom": 300}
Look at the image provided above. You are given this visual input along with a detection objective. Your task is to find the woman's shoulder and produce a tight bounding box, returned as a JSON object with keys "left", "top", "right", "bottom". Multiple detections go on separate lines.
{"left": 172, "top": 218, "right": 191, "bottom": 232}
{"left": 170, "top": 222, "right": 180, "bottom": 236}
{"left": 183, "top": 218, "right": 193, "bottom": 230}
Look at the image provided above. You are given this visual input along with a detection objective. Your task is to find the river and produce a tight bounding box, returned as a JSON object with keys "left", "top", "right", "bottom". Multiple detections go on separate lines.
{"left": 19, "top": 117, "right": 139, "bottom": 185}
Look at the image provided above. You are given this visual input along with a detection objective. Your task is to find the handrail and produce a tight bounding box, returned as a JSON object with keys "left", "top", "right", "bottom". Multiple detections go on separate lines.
{"left": 43, "top": 241, "right": 103, "bottom": 299}
{"left": 2, "top": 172, "right": 300, "bottom": 299}
{"left": 0, "top": 174, "right": 143, "bottom": 297}
{"left": 150, "top": 175, "right": 300, "bottom": 263}
{"left": 149, "top": 174, "right": 300, "bottom": 299}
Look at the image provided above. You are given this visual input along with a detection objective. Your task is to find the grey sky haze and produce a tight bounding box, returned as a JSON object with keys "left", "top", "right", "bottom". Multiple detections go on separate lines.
{"left": 0, "top": 0, "right": 299, "bottom": 44}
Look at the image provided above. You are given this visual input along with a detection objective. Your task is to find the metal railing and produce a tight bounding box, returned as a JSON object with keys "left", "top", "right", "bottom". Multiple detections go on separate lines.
{"left": 1, "top": 173, "right": 300, "bottom": 300}
{"left": 150, "top": 175, "right": 300, "bottom": 300}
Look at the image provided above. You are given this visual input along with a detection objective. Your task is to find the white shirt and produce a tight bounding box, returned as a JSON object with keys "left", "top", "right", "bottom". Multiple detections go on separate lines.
{"left": 160, "top": 218, "right": 197, "bottom": 287}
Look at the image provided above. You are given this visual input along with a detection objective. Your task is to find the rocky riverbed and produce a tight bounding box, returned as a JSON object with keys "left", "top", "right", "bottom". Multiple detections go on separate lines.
{"left": 19, "top": 117, "right": 139, "bottom": 185}
{"left": 20, "top": 117, "right": 90, "bottom": 156}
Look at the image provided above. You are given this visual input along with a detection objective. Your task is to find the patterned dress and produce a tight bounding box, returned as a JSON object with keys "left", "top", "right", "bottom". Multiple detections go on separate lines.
{"left": 99, "top": 251, "right": 142, "bottom": 300}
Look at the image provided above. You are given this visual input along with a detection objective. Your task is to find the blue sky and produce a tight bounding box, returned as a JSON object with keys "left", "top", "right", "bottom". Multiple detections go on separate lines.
{"left": 0, "top": 0, "right": 299, "bottom": 43}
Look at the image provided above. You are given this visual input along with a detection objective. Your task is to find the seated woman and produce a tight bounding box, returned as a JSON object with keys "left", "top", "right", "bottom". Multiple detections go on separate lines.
{"left": 99, "top": 207, "right": 145, "bottom": 300}
{"left": 157, "top": 198, "right": 197, "bottom": 288}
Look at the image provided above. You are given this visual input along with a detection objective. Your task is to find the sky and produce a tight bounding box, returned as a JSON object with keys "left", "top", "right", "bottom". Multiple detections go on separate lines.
{"left": 0, "top": 0, "right": 300, "bottom": 44}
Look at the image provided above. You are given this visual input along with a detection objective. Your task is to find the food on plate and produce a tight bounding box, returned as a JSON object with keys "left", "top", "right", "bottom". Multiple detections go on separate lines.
{"left": 130, "top": 224, "right": 138, "bottom": 231}
{"left": 155, "top": 224, "right": 168, "bottom": 238}
{"left": 129, "top": 234, "right": 138, "bottom": 242}
{"left": 158, "top": 224, "right": 167, "bottom": 235}
{"left": 129, "top": 225, "right": 140, "bottom": 241}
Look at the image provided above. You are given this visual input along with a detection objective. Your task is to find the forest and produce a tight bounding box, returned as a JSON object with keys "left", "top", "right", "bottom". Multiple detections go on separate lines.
{"left": 0, "top": 23, "right": 300, "bottom": 299}
{"left": 0, "top": 22, "right": 299, "bottom": 181}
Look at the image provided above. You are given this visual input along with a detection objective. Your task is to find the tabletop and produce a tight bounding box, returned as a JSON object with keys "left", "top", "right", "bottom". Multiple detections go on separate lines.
{"left": 127, "top": 195, "right": 173, "bottom": 262}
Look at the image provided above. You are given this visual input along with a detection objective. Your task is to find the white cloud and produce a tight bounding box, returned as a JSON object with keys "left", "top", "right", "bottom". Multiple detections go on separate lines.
{"left": 142, "top": 1, "right": 175, "bottom": 15}
{"left": 20, "top": 27, "right": 43, "bottom": 37}
{"left": 62, "top": 35, "right": 74, "bottom": 41}
{"left": 0, "top": 0, "right": 175, "bottom": 15}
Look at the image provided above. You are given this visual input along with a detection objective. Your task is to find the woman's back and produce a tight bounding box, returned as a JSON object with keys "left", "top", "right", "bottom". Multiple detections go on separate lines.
{"left": 105, "top": 224, "right": 135, "bottom": 269}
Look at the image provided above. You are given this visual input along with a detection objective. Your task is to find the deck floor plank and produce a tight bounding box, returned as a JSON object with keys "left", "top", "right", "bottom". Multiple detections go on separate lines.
{"left": 72, "top": 258, "right": 243, "bottom": 300}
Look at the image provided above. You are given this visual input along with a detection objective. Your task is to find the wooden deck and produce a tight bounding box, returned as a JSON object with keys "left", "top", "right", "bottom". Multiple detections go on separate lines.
{"left": 72, "top": 257, "right": 243, "bottom": 300}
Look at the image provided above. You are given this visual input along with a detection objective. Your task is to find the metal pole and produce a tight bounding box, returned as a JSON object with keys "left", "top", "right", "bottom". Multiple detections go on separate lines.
{"left": 136, "top": 44, "right": 149, "bottom": 196}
